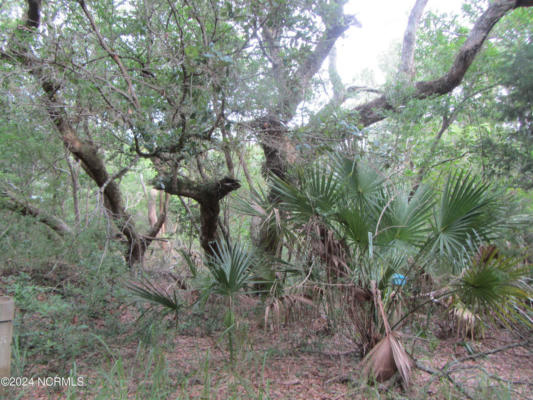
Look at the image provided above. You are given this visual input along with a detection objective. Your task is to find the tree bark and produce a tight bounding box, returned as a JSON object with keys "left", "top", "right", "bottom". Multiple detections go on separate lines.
{"left": 158, "top": 192, "right": 170, "bottom": 251}
{"left": 399, "top": 0, "right": 429, "bottom": 80}
{"left": 141, "top": 175, "right": 169, "bottom": 251}
{"left": 354, "top": 0, "right": 532, "bottom": 128}
{"left": 65, "top": 152, "right": 81, "bottom": 225}
{"left": 153, "top": 175, "right": 240, "bottom": 256}
{"left": 1, "top": 189, "right": 72, "bottom": 236}
{"left": 254, "top": 117, "right": 292, "bottom": 181}
{"left": 4, "top": 0, "right": 168, "bottom": 267}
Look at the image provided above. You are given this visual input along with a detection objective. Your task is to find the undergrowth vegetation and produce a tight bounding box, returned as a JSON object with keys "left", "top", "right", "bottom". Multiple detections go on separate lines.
{"left": 0, "top": 155, "right": 530, "bottom": 400}
{"left": 1, "top": 153, "right": 531, "bottom": 400}
{"left": 1, "top": 0, "right": 532, "bottom": 399}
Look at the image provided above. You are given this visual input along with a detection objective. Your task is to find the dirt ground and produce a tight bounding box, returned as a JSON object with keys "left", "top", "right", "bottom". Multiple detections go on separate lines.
{"left": 6, "top": 302, "right": 532, "bottom": 400}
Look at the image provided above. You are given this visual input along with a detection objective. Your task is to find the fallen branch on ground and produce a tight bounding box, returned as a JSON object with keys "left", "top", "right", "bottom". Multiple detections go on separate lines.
{"left": 416, "top": 340, "right": 531, "bottom": 399}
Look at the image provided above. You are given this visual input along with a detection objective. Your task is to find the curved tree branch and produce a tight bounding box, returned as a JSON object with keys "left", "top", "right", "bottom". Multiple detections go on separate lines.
{"left": 153, "top": 175, "right": 240, "bottom": 255}
{"left": 78, "top": 0, "right": 141, "bottom": 111}
{"left": 1, "top": 190, "right": 73, "bottom": 236}
{"left": 4, "top": 0, "right": 148, "bottom": 267}
{"left": 354, "top": 0, "right": 533, "bottom": 127}
{"left": 279, "top": 5, "right": 359, "bottom": 120}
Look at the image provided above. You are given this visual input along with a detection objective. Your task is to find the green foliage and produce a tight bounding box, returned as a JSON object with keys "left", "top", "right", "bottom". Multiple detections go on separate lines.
{"left": 272, "top": 165, "right": 341, "bottom": 224}
{"left": 0, "top": 214, "right": 131, "bottom": 372}
{"left": 376, "top": 186, "right": 434, "bottom": 248}
{"left": 268, "top": 151, "right": 528, "bottom": 348}
{"left": 7, "top": 274, "right": 92, "bottom": 367}
{"left": 482, "top": 38, "right": 533, "bottom": 190}
{"left": 333, "top": 157, "right": 384, "bottom": 209}
{"left": 205, "top": 240, "right": 256, "bottom": 298}
{"left": 92, "top": 345, "right": 175, "bottom": 400}
{"left": 497, "top": 27, "right": 533, "bottom": 131}
{"left": 128, "top": 279, "right": 182, "bottom": 321}
{"left": 431, "top": 171, "right": 503, "bottom": 258}
{"left": 203, "top": 240, "right": 256, "bottom": 364}
{"left": 0, "top": 0, "right": 531, "bottom": 395}
{"left": 453, "top": 253, "right": 531, "bottom": 328}
{"left": 233, "top": 184, "right": 291, "bottom": 255}
{"left": 269, "top": 153, "right": 517, "bottom": 280}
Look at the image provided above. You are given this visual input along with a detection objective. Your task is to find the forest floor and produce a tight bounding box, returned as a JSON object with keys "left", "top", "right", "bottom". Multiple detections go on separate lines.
{"left": 6, "top": 299, "right": 533, "bottom": 400}
{"left": 1, "top": 262, "right": 532, "bottom": 400}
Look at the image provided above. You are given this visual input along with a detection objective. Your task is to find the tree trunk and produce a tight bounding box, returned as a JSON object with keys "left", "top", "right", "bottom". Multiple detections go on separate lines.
{"left": 154, "top": 175, "right": 240, "bottom": 257}
{"left": 6, "top": 0, "right": 168, "bottom": 268}
{"left": 159, "top": 192, "right": 170, "bottom": 251}
{"left": 200, "top": 200, "right": 221, "bottom": 257}
{"left": 255, "top": 0, "right": 532, "bottom": 258}
{"left": 399, "top": 0, "right": 429, "bottom": 80}
{"left": 65, "top": 152, "right": 81, "bottom": 225}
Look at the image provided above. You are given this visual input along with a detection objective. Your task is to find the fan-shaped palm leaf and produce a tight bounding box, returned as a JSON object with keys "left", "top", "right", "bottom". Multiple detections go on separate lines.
{"left": 452, "top": 253, "right": 531, "bottom": 329}
{"left": 431, "top": 171, "right": 502, "bottom": 257}
{"left": 127, "top": 279, "right": 182, "bottom": 319}
{"left": 207, "top": 240, "right": 255, "bottom": 297}
{"left": 336, "top": 205, "right": 374, "bottom": 248}
{"left": 233, "top": 185, "right": 293, "bottom": 247}
{"left": 332, "top": 156, "right": 385, "bottom": 209}
{"left": 272, "top": 165, "right": 341, "bottom": 224}
{"left": 375, "top": 185, "right": 434, "bottom": 248}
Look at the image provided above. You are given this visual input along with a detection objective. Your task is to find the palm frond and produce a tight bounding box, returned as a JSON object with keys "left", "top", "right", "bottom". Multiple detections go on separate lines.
{"left": 127, "top": 279, "right": 182, "bottom": 318}
{"left": 233, "top": 185, "right": 292, "bottom": 244}
{"left": 336, "top": 205, "right": 374, "bottom": 248}
{"left": 453, "top": 254, "right": 532, "bottom": 328}
{"left": 272, "top": 165, "right": 341, "bottom": 224}
{"left": 332, "top": 156, "right": 385, "bottom": 209}
{"left": 431, "top": 171, "right": 502, "bottom": 257}
{"left": 360, "top": 281, "right": 413, "bottom": 387}
{"left": 376, "top": 185, "right": 434, "bottom": 248}
{"left": 207, "top": 240, "right": 255, "bottom": 297}
{"left": 232, "top": 185, "right": 271, "bottom": 220}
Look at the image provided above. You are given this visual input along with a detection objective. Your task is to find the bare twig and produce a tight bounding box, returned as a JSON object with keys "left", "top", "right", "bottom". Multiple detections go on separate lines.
{"left": 446, "top": 340, "right": 530, "bottom": 367}
{"left": 99, "top": 156, "right": 139, "bottom": 194}
{"left": 416, "top": 340, "right": 531, "bottom": 399}
{"left": 415, "top": 360, "right": 475, "bottom": 400}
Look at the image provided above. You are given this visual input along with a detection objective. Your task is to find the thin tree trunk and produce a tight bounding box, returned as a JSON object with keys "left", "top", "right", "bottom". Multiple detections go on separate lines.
{"left": 159, "top": 192, "right": 170, "bottom": 251}
{"left": 411, "top": 114, "right": 453, "bottom": 193}
{"left": 65, "top": 151, "right": 81, "bottom": 225}
{"left": 399, "top": 0, "right": 429, "bottom": 80}
{"left": 221, "top": 126, "right": 235, "bottom": 243}
{"left": 221, "top": 127, "right": 235, "bottom": 178}
{"left": 237, "top": 147, "right": 261, "bottom": 246}
{"left": 238, "top": 146, "right": 256, "bottom": 193}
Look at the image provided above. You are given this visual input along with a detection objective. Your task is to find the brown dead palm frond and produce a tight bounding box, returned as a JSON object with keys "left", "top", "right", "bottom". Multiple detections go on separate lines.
{"left": 264, "top": 294, "right": 315, "bottom": 331}
{"left": 451, "top": 301, "right": 480, "bottom": 340}
{"left": 360, "top": 281, "right": 413, "bottom": 387}
{"left": 303, "top": 218, "right": 351, "bottom": 282}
